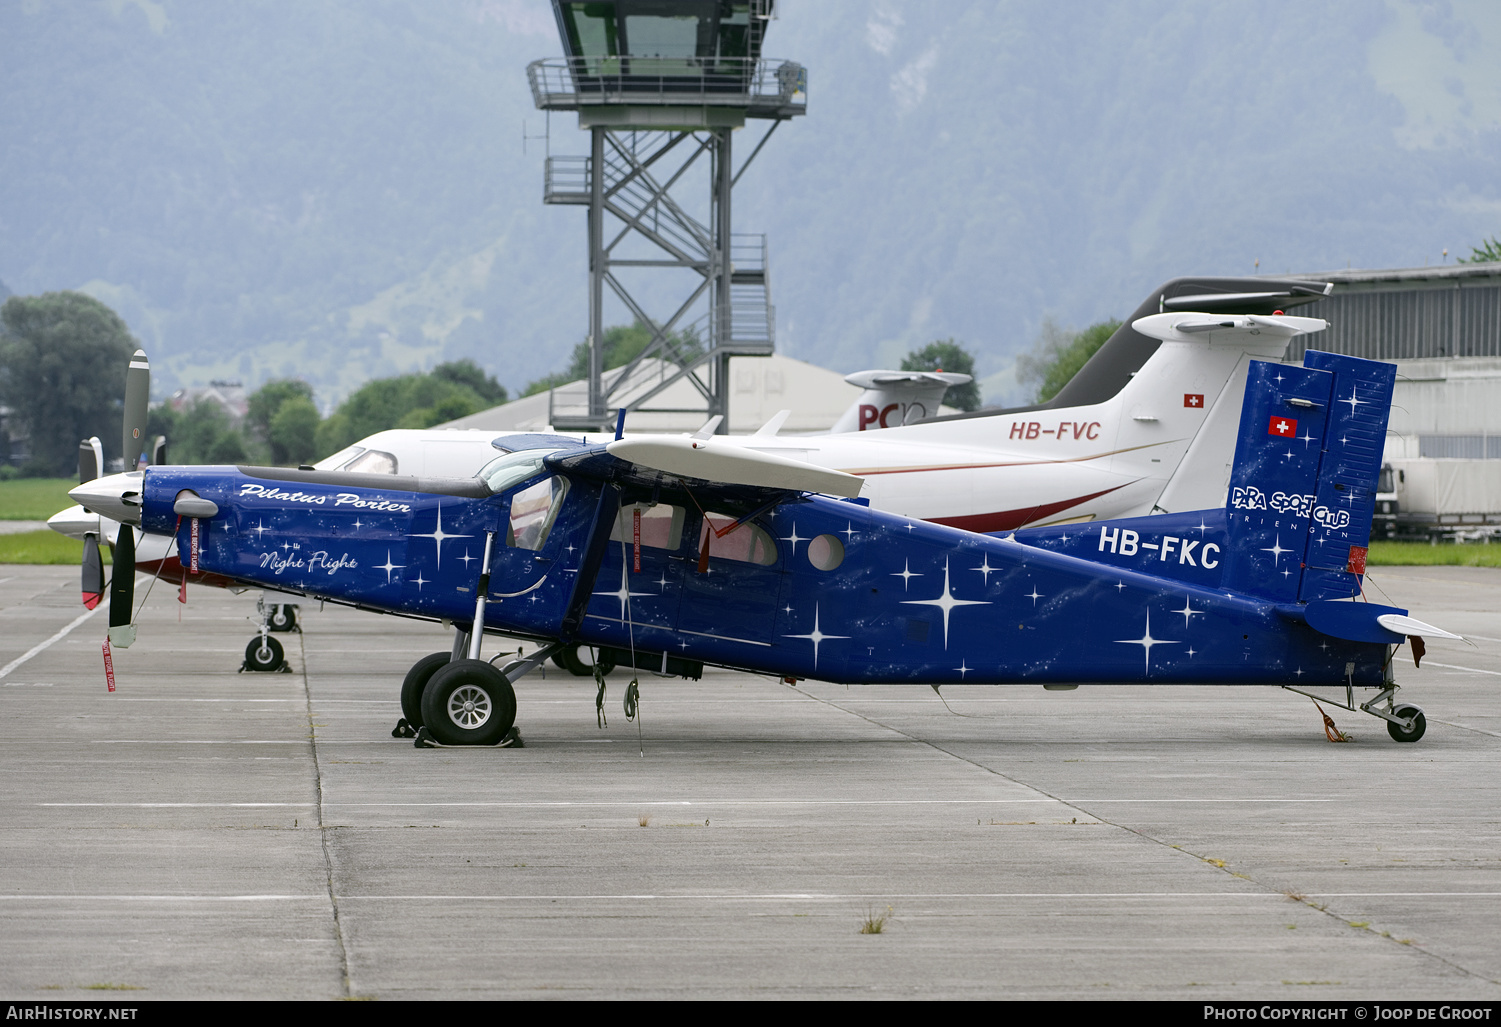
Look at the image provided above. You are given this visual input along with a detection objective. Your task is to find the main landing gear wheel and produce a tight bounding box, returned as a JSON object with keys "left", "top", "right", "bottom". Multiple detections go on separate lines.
{"left": 559, "top": 645, "right": 615, "bottom": 677}
{"left": 396, "top": 652, "right": 451, "bottom": 736}
{"left": 1387, "top": 703, "right": 1427, "bottom": 743}
{"left": 268, "top": 605, "right": 298, "bottom": 632}
{"left": 243, "top": 635, "right": 285, "bottom": 672}
{"left": 419, "top": 659, "right": 517, "bottom": 746}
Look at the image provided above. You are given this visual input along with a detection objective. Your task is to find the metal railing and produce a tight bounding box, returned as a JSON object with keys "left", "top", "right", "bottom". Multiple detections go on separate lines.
{"left": 528, "top": 57, "right": 807, "bottom": 118}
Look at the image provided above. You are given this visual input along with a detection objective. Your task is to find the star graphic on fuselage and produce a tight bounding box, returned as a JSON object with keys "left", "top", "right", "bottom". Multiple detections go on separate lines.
{"left": 892, "top": 559, "right": 923, "bottom": 591}
{"left": 407, "top": 503, "right": 473, "bottom": 571}
{"left": 782, "top": 603, "right": 850, "bottom": 670}
{"left": 1261, "top": 534, "right": 1292, "bottom": 566}
{"left": 1173, "top": 595, "right": 1203, "bottom": 628}
{"left": 901, "top": 557, "right": 992, "bottom": 648}
{"left": 1115, "top": 608, "right": 1179, "bottom": 676}
{"left": 779, "top": 523, "right": 807, "bottom": 555}
{"left": 971, "top": 555, "right": 999, "bottom": 586}
{"left": 592, "top": 544, "right": 655, "bottom": 618}
{"left": 376, "top": 550, "right": 404, "bottom": 584}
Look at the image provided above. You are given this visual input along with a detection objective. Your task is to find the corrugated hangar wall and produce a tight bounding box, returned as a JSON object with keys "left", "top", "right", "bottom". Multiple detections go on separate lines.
{"left": 1285, "top": 264, "right": 1501, "bottom": 363}
{"left": 1269, "top": 263, "right": 1501, "bottom": 527}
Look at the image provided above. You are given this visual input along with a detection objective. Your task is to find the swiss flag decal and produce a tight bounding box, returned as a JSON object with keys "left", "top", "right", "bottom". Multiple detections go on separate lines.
{"left": 1184, "top": 394, "right": 1204, "bottom": 408}
{"left": 1268, "top": 415, "right": 1298, "bottom": 437}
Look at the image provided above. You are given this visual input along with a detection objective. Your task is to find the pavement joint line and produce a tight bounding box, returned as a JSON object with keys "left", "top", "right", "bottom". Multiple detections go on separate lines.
{"left": 33, "top": 798, "right": 1335, "bottom": 808}
{"left": 4, "top": 891, "right": 1501, "bottom": 904}
{"left": 1426, "top": 661, "right": 1501, "bottom": 677}
{"left": 1430, "top": 718, "right": 1501, "bottom": 739}
{"left": 0, "top": 891, "right": 1447, "bottom": 902}
{"left": 0, "top": 605, "right": 102, "bottom": 679}
{"left": 299, "top": 629, "right": 353, "bottom": 999}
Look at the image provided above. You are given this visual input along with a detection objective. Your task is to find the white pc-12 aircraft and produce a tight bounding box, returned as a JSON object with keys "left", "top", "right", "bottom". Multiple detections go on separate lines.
{"left": 311, "top": 275, "right": 1336, "bottom": 531}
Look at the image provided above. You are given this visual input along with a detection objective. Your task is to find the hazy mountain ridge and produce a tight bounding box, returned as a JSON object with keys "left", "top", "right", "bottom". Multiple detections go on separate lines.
{"left": 2, "top": 1, "right": 1498, "bottom": 407}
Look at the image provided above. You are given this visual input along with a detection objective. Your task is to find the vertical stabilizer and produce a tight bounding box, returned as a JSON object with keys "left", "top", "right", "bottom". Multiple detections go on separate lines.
{"left": 1297, "top": 351, "right": 1397, "bottom": 601}
{"left": 1221, "top": 350, "right": 1395, "bottom": 603}
{"left": 1222, "top": 361, "right": 1333, "bottom": 602}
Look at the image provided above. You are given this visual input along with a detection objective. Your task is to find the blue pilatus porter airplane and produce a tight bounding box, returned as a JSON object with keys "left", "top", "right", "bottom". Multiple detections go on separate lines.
{"left": 76, "top": 348, "right": 1460, "bottom": 747}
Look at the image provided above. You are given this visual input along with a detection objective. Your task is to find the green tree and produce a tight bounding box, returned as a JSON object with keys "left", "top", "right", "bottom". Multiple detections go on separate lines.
{"left": 1460, "top": 235, "right": 1501, "bottom": 264}
{"left": 1016, "top": 318, "right": 1123, "bottom": 404}
{"left": 431, "top": 359, "right": 508, "bottom": 407}
{"left": 900, "top": 339, "right": 981, "bottom": 412}
{"left": 0, "top": 292, "right": 137, "bottom": 474}
{"left": 268, "top": 396, "right": 321, "bottom": 465}
{"left": 314, "top": 372, "right": 489, "bottom": 456}
{"left": 523, "top": 320, "right": 704, "bottom": 397}
{"left": 246, "top": 379, "right": 316, "bottom": 441}
{"left": 163, "top": 399, "right": 249, "bottom": 465}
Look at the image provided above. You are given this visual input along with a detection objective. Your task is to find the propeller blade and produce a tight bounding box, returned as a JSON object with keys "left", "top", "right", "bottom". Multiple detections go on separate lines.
{"left": 108, "top": 525, "right": 136, "bottom": 647}
{"left": 123, "top": 350, "right": 150, "bottom": 472}
{"left": 81, "top": 534, "right": 104, "bottom": 610}
{"left": 77, "top": 436, "right": 102, "bottom": 485}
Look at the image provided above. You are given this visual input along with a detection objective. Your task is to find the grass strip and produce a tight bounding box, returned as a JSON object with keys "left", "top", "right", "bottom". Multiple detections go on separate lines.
{"left": 0, "top": 479, "right": 80, "bottom": 521}
{"left": 0, "top": 530, "right": 110, "bottom": 566}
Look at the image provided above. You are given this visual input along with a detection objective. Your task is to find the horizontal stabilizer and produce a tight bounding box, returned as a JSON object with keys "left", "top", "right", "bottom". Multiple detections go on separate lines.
{"left": 1132, "top": 312, "right": 1327, "bottom": 344}
{"left": 1375, "top": 613, "right": 1463, "bottom": 641}
{"left": 606, "top": 435, "right": 864, "bottom": 498}
{"left": 1301, "top": 601, "right": 1408, "bottom": 644}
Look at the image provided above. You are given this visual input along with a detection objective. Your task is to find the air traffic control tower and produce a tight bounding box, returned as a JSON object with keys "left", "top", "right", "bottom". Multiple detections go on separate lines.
{"left": 528, "top": 1, "right": 806, "bottom": 432}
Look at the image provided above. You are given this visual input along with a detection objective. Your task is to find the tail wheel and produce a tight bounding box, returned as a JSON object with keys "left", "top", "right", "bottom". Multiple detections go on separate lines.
{"left": 268, "top": 605, "right": 298, "bottom": 632}
{"left": 420, "top": 659, "right": 517, "bottom": 746}
{"left": 560, "top": 645, "right": 616, "bottom": 677}
{"left": 1387, "top": 704, "right": 1426, "bottom": 743}
{"left": 399, "top": 652, "right": 452, "bottom": 730}
{"left": 244, "top": 636, "right": 285, "bottom": 672}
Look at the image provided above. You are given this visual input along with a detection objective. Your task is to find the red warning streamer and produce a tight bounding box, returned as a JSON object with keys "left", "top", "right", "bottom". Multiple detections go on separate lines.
{"left": 633, "top": 507, "right": 641, "bottom": 573}
{"left": 102, "top": 639, "right": 117, "bottom": 693}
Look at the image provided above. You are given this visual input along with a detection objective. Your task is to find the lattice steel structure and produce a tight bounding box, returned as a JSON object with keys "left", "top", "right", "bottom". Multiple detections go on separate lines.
{"left": 530, "top": 0, "right": 806, "bottom": 432}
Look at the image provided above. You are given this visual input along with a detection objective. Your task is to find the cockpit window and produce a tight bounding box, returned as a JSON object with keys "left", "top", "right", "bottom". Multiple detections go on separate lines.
{"left": 343, "top": 449, "right": 398, "bottom": 475}
{"left": 507, "top": 476, "right": 570, "bottom": 552}
{"left": 480, "top": 449, "right": 564, "bottom": 494}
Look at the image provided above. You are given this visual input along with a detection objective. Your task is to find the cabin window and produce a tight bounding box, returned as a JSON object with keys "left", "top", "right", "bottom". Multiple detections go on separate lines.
{"left": 699, "top": 512, "right": 777, "bottom": 566}
{"left": 481, "top": 449, "right": 564, "bottom": 494}
{"left": 807, "top": 534, "right": 844, "bottom": 571}
{"left": 315, "top": 445, "right": 365, "bottom": 470}
{"left": 611, "top": 503, "right": 685, "bottom": 551}
{"left": 507, "top": 476, "right": 570, "bottom": 552}
{"left": 343, "top": 449, "right": 397, "bottom": 475}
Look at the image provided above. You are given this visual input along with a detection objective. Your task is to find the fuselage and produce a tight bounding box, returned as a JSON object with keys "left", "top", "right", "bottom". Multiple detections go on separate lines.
{"left": 132, "top": 462, "right": 1387, "bottom": 690}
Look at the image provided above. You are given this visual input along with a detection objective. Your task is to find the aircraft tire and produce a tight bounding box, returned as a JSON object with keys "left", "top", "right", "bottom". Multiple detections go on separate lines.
{"left": 1387, "top": 704, "right": 1426, "bottom": 743}
{"left": 400, "top": 652, "right": 452, "bottom": 730}
{"left": 560, "top": 645, "right": 616, "bottom": 677}
{"left": 244, "top": 636, "right": 285, "bottom": 672}
{"left": 420, "top": 659, "right": 517, "bottom": 746}
{"left": 268, "top": 605, "right": 298, "bottom": 632}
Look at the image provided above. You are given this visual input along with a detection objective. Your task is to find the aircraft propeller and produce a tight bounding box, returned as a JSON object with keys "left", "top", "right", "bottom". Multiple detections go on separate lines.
{"left": 107, "top": 519, "right": 136, "bottom": 648}
{"left": 123, "top": 350, "right": 150, "bottom": 471}
{"left": 76, "top": 436, "right": 107, "bottom": 609}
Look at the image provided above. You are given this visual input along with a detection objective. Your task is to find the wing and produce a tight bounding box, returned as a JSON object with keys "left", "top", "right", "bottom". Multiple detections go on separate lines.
{"left": 546, "top": 436, "right": 864, "bottom": 500}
